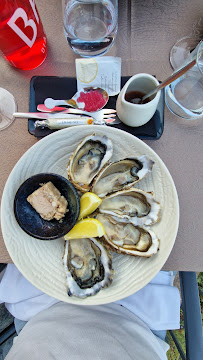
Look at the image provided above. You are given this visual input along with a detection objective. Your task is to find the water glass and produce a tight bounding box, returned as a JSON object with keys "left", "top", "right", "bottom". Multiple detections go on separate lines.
{"left": 62, "top": 0, "right": 118, "bottom": 57}
{"left": 165, "top": 41, "right": 203, "bottom": 120}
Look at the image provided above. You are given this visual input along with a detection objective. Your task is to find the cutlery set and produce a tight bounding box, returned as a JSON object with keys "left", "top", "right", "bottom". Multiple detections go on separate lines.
{"left": 14, "top": 94, "right": 119, "bottom": 129}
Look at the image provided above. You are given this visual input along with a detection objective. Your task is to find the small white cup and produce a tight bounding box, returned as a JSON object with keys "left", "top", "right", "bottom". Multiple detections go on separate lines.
{"left": 116, "top": 73, "right": 161, "bottom": 127}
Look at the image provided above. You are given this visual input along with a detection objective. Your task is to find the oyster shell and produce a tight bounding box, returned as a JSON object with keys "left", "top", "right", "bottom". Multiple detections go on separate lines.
{"left": 92, "top": 155, "right": 154, "bottom": 197}
{"left": 98, "top": 188, "right": 161, "bottom": 226}
{"left": 96, "top": 214, "right": 159, "bottom": 257}
{"left": 67, "top": 134, "right": 113, "bottom": 192}
{"left": 63, "top": 237, "right": 114, "bottom": 298}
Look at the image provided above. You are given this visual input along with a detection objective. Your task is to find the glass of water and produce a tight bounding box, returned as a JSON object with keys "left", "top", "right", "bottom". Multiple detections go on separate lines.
{"left": 0, "top": 88, "right": 17, "bottom": 131}
{"left": 165, "top": 41, "right": 203, "bottom": 120}
{"left": 62, "top": 0, "right": 118, "bottom": 57}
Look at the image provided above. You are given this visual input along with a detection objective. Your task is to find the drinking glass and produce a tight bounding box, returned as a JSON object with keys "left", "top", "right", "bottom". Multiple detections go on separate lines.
{"left": 62, "top": 0, "right": 118, "bottom": 57}
{"left": 0, "top": 88, "right": 17, "bottom": 131}
{"left": 165, "top": 41, "right": 203, "bottom": 120}
{"left": 169, "top": 17, "right": 203, "bottom": 70}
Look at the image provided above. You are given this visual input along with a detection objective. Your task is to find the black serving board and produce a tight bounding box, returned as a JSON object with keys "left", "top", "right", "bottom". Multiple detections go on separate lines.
{"left": 29, "top": 76, "right": 164, "bottom": 139}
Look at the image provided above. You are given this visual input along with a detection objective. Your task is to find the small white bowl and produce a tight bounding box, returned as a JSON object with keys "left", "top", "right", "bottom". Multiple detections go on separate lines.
{"left": 116, "top": 73, "right": 161, "bottom": 127}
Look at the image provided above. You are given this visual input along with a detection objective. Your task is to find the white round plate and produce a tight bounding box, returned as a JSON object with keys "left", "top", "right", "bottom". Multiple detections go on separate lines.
{"left": 1, "top": 126, "right": 179, "bottom": 305}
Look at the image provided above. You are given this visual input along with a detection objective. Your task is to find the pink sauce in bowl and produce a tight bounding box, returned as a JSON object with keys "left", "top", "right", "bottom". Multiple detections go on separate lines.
{"left": 77, "top": 88, "right": 108, "bottom": 112}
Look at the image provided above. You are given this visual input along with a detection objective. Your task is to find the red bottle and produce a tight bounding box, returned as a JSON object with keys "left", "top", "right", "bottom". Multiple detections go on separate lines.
{"left": 0, "top": 0, "right": 47, "bottom": 70}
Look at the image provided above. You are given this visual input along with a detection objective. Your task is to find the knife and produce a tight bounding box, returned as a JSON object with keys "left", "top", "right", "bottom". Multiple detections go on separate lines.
{"left": 13, "top": 112, "right": 92, "bottom": 120}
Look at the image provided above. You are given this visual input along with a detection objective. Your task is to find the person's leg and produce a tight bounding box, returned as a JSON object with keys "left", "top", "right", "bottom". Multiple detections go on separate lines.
{"left": 14, "top": 318, "right": 27, "bottom": 335}
{"left": 151, "top": 330, "right": 166, "bottom": 341}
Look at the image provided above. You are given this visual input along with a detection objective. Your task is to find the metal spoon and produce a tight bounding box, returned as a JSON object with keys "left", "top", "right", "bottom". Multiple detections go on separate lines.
{"left": 140, "top": 57, "right": 196, "bottom": 104}
{"left": 44, "top": 87, "right": 109, "bottom": 112}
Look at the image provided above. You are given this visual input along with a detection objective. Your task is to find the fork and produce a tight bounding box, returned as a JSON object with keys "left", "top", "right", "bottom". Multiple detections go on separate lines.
{"left": 37, "top": 104, "right": 120, "bottom": 125}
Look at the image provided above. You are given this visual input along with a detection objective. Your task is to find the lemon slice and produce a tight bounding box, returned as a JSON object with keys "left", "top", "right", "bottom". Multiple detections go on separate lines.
{"left": 76, "top": 58, "right": 98, "bottom": 83}
{"left": 64, "top": 218, "right": 105, "bottom": 240}
{"left": 78, "top": 192, "right": 102, "bottom": 220}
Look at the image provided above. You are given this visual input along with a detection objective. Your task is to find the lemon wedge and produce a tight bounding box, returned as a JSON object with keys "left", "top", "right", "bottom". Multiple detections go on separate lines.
{"left": 64, "top": 218, "right": 105, "bottom": 240}
{"left": 78, "top": 192, "right": 102, "bottom": 220}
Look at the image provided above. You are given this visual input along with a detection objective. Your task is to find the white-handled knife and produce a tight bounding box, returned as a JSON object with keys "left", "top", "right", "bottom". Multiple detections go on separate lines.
{"left": 13, "top": 112, "right": 92, "bottom": 120}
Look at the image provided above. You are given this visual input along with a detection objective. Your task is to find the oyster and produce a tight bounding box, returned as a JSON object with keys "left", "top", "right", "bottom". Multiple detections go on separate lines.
{"left": 92, "top": 155, "right": 154, "bottom": 197}
{"left": 63, "top": 237, "right": 114, "bottom": 298}
{"left": 96, "top": 214, "right": 159, "bottom": 257}
{"left": 98, "top": 188, "right": 161, "bottom": 226}
{"left": 67, "top": 134, "right": 113, "bottom": 192}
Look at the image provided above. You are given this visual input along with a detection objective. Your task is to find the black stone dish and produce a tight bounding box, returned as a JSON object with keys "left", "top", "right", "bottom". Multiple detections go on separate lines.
{"left": 14, "top": 173, "right": 80, "bottom": 240}
{"left": 28, "top": 76, "right": 164, "bottom": 140}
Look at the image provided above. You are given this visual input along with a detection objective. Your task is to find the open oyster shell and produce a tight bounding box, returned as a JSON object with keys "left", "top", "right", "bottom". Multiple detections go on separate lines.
{"left": 91, "top": 155, "right": 154, "bottom": 198}
{"left": 67, "top": 134, "right": 113, "bottom": 192}
{"left": 98, "top": 188, "right": 161, "bottom": 226}
{"left": 63, "top": 237, "right": 114, "bottom": 298}
{"left": 96, "top": 214, "right": 159, "bottom": 257}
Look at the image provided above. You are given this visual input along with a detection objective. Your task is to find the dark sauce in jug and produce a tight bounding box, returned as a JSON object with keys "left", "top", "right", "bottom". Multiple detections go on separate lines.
{"left": 125, "top": 91, "right": 151, "bottom": 104}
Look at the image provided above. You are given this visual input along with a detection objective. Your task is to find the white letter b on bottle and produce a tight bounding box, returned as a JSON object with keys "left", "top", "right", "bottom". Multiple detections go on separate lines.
{"left": 7, "top": 8, "right": 37, "bottom": 48}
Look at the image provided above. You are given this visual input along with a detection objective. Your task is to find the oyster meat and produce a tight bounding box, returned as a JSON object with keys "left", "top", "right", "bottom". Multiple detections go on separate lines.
{"left": 96, "top": 214, "right": 159, "bottom": 257}
{"left": 63, "top": 237, "right": 114, "bottom": 298}
{"left": 92, "top": 155, "right": 154, "bottom": 197}
{"left": 67, "top": 134, "right": 113, "bottom": 192}
{"left": 98, "top": 188, "right": 161, "bottom": 226}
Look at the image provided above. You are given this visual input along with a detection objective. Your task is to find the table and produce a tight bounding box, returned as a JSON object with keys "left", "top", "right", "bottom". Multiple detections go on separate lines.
{"left": 0, "top": 0, "right": 202, "bottom": 270}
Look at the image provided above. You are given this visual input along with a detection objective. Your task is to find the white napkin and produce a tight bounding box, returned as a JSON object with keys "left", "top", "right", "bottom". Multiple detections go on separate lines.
{"left": 116, "top": 271, "right": 180, "bottom": 330}
{"left": 0, "top": 264, "right": 59, "bottom": 321}
{"left": 0, "top": 264, "right": 180, "bottom": 330}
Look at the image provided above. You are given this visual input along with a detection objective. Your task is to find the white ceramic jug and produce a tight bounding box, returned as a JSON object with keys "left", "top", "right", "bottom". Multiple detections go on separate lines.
{"left": 116, "top": 73, "right": 161, "bottom": 127}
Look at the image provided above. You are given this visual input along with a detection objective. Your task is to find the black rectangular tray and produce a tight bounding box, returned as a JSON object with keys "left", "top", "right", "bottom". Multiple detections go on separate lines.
{"left": 29, "top": 76, "right": 164, "bottom": 139}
